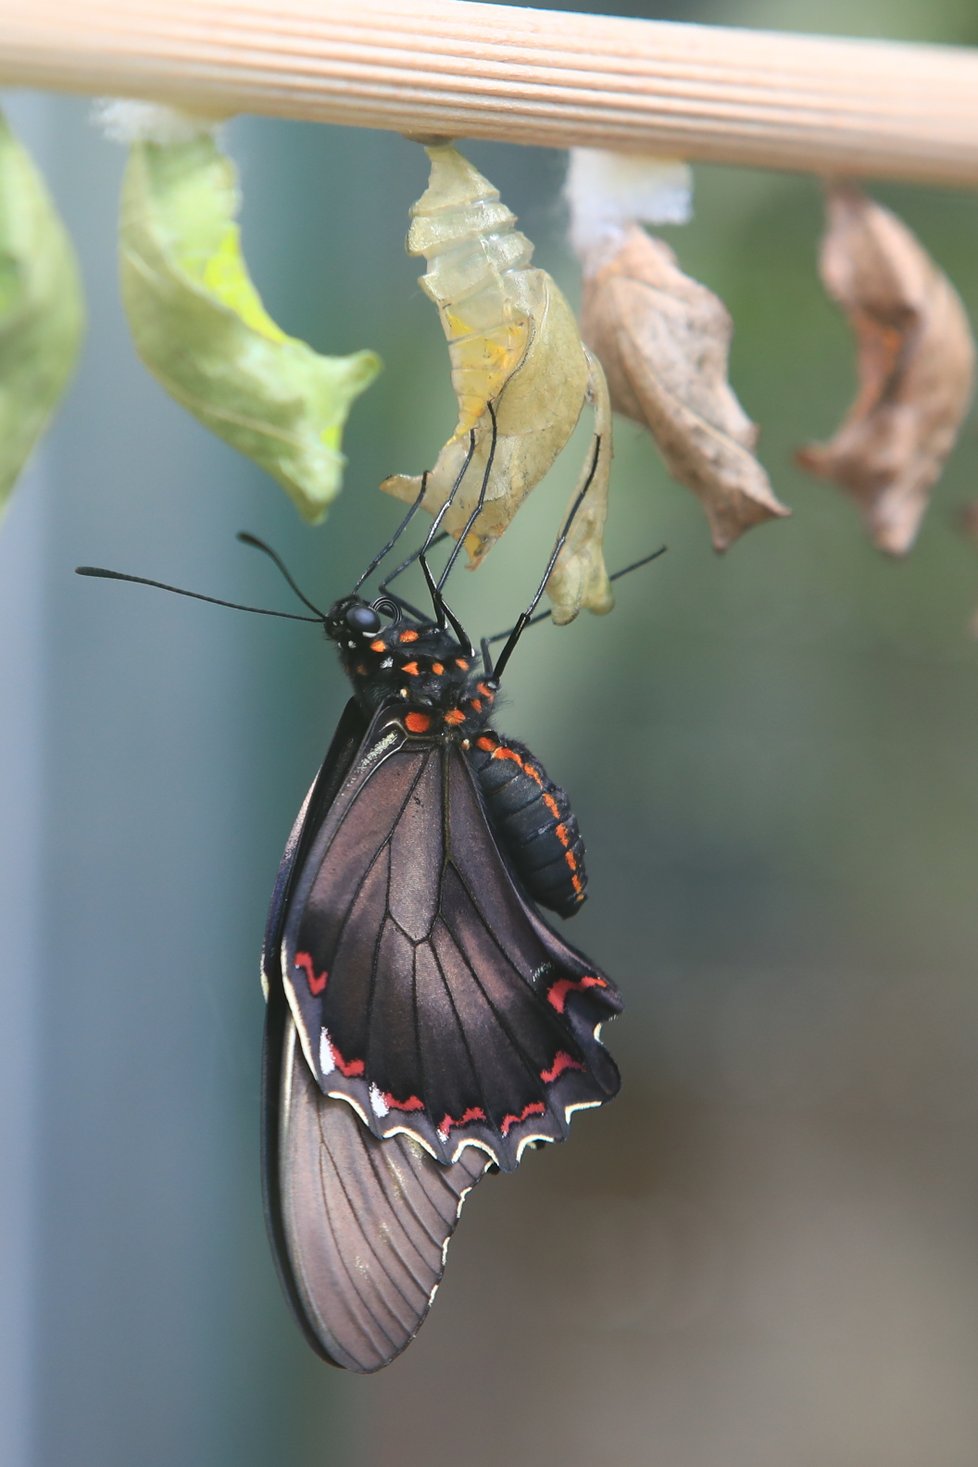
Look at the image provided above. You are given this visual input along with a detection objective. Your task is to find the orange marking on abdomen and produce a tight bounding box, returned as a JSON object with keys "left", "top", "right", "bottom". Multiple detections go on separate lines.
{"left": 540, "top": 1050, "right": 586, "bottom": 1084}
{"left": 405, "top": 711, "right": 432, "bottom": 734}
{"left": 493, "top": 743, "right": 543, "bottom": 786}
{"left": 547, "top": 974, "right": 607, "bottom": 1014}
{"left": 294, "top": 951, "right": 328, "bottom": 996}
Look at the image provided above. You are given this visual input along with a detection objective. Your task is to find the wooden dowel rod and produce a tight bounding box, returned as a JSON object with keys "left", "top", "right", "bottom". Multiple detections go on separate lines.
{"left": 1, "top": 0, "right": 977, "bottom": 187}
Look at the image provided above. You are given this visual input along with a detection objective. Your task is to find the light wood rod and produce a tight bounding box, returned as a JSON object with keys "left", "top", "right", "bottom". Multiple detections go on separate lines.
{"left": 1, "top": 0, "right": 977, "bottom": 186}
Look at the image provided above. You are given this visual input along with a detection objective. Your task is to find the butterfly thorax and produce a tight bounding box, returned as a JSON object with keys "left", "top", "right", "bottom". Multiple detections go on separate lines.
{"left": 325, "top": 594, "right": 497, "bottom": 737}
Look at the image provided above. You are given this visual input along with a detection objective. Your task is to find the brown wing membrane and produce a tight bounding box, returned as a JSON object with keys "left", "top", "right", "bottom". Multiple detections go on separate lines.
{"left": 261, "top": 704, "right": 491, "bottom": 1370}
{"left": 269, "top": 1012, "right": 487, "bottom": 1373}
{"left": 281, "top": 713, "right": 621, "bottom": 1171}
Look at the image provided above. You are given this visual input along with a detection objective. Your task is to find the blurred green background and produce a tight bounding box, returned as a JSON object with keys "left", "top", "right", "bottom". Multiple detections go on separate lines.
{"left": 2, "top": 2, "right": 977, "bottom": 1464}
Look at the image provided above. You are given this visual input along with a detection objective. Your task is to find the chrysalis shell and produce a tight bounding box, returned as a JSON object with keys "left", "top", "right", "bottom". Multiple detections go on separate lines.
{"left": 383, "top": 144, "right": 613, "bottom": 624}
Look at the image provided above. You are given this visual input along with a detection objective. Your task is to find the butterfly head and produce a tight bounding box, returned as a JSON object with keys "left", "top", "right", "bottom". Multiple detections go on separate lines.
{"left": 324, "top": 595, "right": 496, "bottom": 732}
{"left": 324, "top": 594, "right": 387, "bottom": 646}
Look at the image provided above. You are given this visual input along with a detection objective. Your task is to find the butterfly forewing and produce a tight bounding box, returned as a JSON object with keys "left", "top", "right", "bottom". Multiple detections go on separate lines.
{"left": 280, "top": 707, "right": 621, "bottom": 1171}
{"left": 268, "top": 1011, "right": 487, "bottom": 1373}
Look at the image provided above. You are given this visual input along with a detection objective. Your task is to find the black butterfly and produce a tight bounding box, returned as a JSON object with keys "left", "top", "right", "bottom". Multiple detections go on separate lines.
{"left": 259, "top": 549, "right": 622, "bottom": 1371}
{"left": 77, "top": 434, "right": 657, "bottom": 1374}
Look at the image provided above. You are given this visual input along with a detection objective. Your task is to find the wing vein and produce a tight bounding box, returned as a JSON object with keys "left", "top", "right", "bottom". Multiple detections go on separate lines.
{"left": 315, "top": 1105, "right": 417, "bottom": 1346}
{"left": 328, "top": 756, "right": 431, "bottom": 961}
{"left": 444, "top": 896, "right": 556, "bottom": 1110}
{"left": 429, "top": 934, "right": 496, "bottom": 1141}
{"left": 363, "top": 851, "right": 392, "bottom": 1082}
{"left": 359, "top": 1140, "right": 443, "bottom": 1277}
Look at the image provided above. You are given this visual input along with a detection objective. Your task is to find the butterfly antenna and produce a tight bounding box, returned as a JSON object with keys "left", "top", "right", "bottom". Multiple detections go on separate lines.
{"left": 436, "top": 402, "right": 497, "bottom": 592}
{"left": 377, "top": 429, "right": 477, "bottom": 597}
{"left": 484, "top": 544, "right": 667, "bottom": 648}
{"left": 236, "top": 533, "right": 327, "bottom": 617}
{"left": 490, "top": 435, "right": 604, "bottom": 683}
{"left": 608, "top": 546, "right": 668, "bottom": 584}
{"left": 352, "top": 473, "right": 432, "bottom": 593}
{"left": 75, "top": 566, "right": 324, "bottom": 623}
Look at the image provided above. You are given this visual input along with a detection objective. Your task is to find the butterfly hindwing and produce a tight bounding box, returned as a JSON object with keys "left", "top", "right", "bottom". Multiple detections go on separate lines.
{"left": 280, "top": 706, "right": 621, "bottom": 1171}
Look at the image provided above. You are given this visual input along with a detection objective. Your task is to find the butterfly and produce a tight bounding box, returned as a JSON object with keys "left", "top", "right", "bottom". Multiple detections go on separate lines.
{"left": 258, "top": 500, "right": 622, "bottom": 1371}
{"left": 77, "top": 436, "right": 658, "bottom": 1373}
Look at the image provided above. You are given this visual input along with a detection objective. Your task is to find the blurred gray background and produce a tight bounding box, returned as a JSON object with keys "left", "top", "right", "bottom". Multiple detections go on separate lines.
{"left": 2, "top": 2, "right": 977, "bottom": 1464}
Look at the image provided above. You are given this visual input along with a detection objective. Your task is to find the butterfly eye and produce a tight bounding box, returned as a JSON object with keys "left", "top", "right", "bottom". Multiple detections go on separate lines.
{"left": 345, "top": 604, "right": 382, "bottom": 636}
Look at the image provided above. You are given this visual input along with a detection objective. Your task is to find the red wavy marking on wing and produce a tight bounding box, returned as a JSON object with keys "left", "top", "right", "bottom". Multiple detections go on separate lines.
{"left": 381, "top": 1091, "right": 424, "bottom": 1114}
{"left": 501, "top": 1101, "right": 546, "bottom": 1136}
{"left": 540, "top": 1050, "right": 586, "bottom": 1083}
{"left": 438, "top": 1106, "right": 488, "bottom": 1138}
{"left": 546, "top": 974, "right": 608, "bottom": 1014}
{"left": 294, "top": 951, "right": 328, "bottom": 995}
{"left": 320, "top": 1030, "right": 365, "bottom": 1079}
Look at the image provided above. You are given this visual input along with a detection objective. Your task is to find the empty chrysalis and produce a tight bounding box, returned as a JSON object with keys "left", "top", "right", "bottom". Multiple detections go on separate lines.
{"left": 0, "top": 111, "right": 84, "bottom": 520}
{"left": 118, "top": 121, "right": 381, "bottom": 522}
{"left": 382, "top": 142, "right": 613, "bottom": 625}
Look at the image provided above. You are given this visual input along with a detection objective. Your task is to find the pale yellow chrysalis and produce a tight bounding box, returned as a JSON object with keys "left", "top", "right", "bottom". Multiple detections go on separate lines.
{"left": 382, "top": 143, "right": 612, "bottom": 624}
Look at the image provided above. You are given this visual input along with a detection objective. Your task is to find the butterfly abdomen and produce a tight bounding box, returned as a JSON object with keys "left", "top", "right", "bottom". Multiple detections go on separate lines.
{"left": 468, "top": 732, "right": 587, "bottom": 918}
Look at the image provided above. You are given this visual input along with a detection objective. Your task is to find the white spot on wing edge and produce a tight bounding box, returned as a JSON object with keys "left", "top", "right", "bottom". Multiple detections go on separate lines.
{"left": 369, "top": 1083, "right": 389, "bottom": 1118}
{"left": 319, "top": 1026, "right": 336, "bottom": 1076}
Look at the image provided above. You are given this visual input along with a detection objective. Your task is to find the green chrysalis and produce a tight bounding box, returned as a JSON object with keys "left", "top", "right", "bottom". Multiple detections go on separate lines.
{"left": 0, "top": 113, "right": 85, "bottom": 519}
{"left": 120, "top": 132, "right": 381, "bottom": 522}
